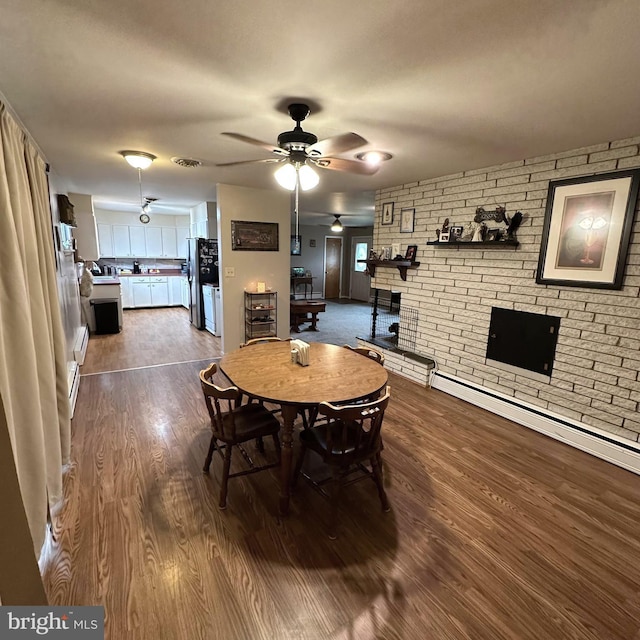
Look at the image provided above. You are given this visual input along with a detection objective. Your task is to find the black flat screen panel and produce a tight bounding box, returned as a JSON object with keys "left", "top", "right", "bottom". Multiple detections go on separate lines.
{"left": 486, "top": 307, "right": 560, "bottom": 376}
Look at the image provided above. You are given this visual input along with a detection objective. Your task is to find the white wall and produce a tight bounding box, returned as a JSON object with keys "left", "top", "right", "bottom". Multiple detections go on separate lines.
{"left": 373, "top": 136, "right": 640, "bottom": 446}
{"left": 216, "top": 184, "right": 291, "bottom": 352}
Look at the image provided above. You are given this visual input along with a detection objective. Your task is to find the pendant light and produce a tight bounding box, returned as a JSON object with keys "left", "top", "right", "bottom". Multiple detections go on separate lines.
{"left": 331, "top": 215, "right": 343, "bottom": 233}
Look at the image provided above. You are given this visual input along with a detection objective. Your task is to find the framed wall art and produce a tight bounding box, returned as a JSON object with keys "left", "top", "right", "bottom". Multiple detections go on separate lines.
{"left": 405, "top": 244, "right": 418, "bottom": 261}
{"left": 536, "top": 169, "right": 640, "bottom": 289}
{"left": 382, "top": 202, "right": 394, "bottom": 225}
{"left": 231, "top": 220, "right": 279, "bottom": 251}
{"left": 400, "top": 208, "right": 415, "bottom": 233}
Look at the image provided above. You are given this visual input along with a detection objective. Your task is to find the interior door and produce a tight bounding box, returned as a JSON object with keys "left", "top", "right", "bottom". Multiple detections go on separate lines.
{"left": 350, "top": 236, "right": 372, "bottom": 301}
{"left": 324, "top": 237, "right": 342, "bottom": 299}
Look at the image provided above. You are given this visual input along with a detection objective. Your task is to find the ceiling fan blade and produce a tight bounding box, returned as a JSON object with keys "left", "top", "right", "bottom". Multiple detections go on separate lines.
{"left": 221, "top": 132, "right": 288, "bottom": 156}
{"left": 216, "top": 158, "right": 284, "bottom": 167}
{"left": 306, "top": 132, "right": 367, "bottom": 157}
{"left": 311, "top": 156, "right": 379, "bottom": 175}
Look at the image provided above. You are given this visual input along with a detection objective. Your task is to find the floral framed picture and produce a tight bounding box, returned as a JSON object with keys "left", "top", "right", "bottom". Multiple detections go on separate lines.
{"left": 382, "top": 202, "right": 394, "bottom": 225}
{"left": 536, "top": 169, "right": 640, "bottom": 289}
{"left": 400, "top": 208, "right": 415, "bottom": 233}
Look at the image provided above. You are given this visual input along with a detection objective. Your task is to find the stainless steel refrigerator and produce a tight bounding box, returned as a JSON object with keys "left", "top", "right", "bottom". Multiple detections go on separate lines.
{"left": 187, "top": 238, "right": 219, "bottom": 329}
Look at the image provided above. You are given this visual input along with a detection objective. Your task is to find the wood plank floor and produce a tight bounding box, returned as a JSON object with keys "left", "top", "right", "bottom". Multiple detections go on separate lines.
{"left": 41, "top": 308, "right": 640, "bottom": 639}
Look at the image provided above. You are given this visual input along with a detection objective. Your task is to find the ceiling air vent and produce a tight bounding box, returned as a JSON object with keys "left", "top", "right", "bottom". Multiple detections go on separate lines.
{"left": 171, "top": 157, "right": 202, "bottom": 168}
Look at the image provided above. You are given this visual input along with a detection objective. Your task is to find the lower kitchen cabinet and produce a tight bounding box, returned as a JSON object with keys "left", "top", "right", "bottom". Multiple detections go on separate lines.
{"left": 123, "top": 275, "right": 186, "bottom": 308}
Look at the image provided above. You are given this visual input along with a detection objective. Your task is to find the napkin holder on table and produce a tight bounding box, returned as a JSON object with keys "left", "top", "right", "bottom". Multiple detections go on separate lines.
{"left": 290, "top": 339, "right": 310, "bottom": 366}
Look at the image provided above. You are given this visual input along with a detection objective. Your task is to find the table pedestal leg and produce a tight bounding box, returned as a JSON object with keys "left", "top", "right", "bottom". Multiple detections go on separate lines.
{"left": 279, "top": 404, "right": 298, "bottom": 515}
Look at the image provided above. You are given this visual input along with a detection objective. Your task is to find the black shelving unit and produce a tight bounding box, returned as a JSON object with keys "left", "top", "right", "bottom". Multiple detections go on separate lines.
{"left": 426, "top": 240, "right": 519, "bottom": 249}
{"left": 245, "top": 291, "right": 277, "bottom": 341}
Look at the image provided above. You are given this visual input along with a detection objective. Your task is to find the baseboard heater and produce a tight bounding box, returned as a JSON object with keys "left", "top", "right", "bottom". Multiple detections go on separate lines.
{"left": 432, "top": 371, "right": 640, "bottom": 476}
{"left": 67, "top": 361, "right": 80, "bottom": 419}
{"left": 73, "top": 325, "right": 89, "bottom": 366}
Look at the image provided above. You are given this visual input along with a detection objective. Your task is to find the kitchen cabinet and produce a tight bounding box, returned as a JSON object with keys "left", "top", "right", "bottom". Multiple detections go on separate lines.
{"left": 129, "top": 226, "right": 146, "bottom": 256}
{"left": 131, "top": 276, "right": 170, "bottom": 307}
{"left": 132, "top": 280, "right": 153, "bottom": 307}
{"left": 112, "top": 225, "right": 133, "bottom": 257}
{"left": 150, "top": 281, "right": 170, "bottom": 306}
{"left": 161, "top": 228, "right": 178, "bottom": 258}
{"left": 145, "top": 227, "right": 163, "bottom": 257}
{"left": 168, "top": 276, "right": 183, "bottom": 306}
{"left": 97, "top": 223, "right": 114, "bottom": 258}
{"left": 181, "top": 277, "right": 190, "bottom": 309}
{"left": 177, "top": 227, "right": 189, "bottom": 259}
{"left": 120, "top": 277, "right": 133, "bottom": 308}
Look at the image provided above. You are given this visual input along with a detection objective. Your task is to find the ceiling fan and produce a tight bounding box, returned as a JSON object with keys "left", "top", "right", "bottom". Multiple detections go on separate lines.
{"left": 217, "top": 103, "right": 379, "bottom": 189}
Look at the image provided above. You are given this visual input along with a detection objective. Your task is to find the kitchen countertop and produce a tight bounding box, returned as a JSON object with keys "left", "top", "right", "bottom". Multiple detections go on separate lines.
{"left": 92, "top": 276, "right": 121, "bottom": 286}
{"left": 117, "top": 270, "right": 184, "bottom": 277}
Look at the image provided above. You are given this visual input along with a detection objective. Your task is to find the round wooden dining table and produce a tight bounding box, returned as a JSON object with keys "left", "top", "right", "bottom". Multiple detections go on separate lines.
{"left": 219, "top": 341, "right": 388, "bottom": 515}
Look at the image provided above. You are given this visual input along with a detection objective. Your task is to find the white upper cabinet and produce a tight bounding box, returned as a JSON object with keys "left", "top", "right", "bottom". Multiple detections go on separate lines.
{"left": 161, "top": 227, "right": 178, "bottom": 258}
{"left": 145, "top": 227, "right": 163, "bottom": 257}
{"left": 97, "top": 223, "right": 114, "bottom": 257}
{"left": 112, "top": 225, "right": 132, "bottom": 257}
{"left": 129, "top": 226, "right": 146, "bottom": 257}
{"left": 177, "top": 227, "right": 189, "bottom": 259}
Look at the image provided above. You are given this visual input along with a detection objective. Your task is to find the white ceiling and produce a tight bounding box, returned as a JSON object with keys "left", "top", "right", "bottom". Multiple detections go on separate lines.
{"left": 1, "top": 1, "right": 639, "bottom": 227}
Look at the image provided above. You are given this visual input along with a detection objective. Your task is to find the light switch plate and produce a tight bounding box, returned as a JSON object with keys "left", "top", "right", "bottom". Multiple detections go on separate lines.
{"left": 224, "top": 267, "right": 235, "bottom": 277}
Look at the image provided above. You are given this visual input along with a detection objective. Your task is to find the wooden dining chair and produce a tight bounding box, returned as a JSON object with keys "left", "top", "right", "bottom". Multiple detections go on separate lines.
{"left": 200, "top": 363, "right": 281, "bottom": 509}
{"left": 240, "top": 336, "right": 291, "bottom": 348}
{"left": 293, "top": 386, "right": 391, "bottom": 539}
{"left": 342, "top": 344, "right": 385, "bottom": 365}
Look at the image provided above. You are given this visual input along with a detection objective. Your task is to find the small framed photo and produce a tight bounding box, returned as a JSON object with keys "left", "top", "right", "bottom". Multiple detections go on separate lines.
{"left": 449, "top": 225, "right": 463, "bottom": 242}
{"left": 382, "top": 202, "right": 394, "bottom": 225}
{"left": 309, "top": 238, "right": 316, "bottom": 247}
{"left": 439, "top": 231, "right": 450, "bottom": 243}
{"left": 486, "top": 228, "right": 502, "bottom": 242}
{"left": 405, "top": 244, "right": 418, "bottom": 262}
{"left": 400, "top": 208, "right": 415, "bottom": 233}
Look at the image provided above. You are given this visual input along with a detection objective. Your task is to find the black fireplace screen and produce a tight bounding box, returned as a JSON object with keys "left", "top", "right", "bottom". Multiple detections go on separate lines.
{"left": 369, "top": 289, "right": 417, "bottom": 352}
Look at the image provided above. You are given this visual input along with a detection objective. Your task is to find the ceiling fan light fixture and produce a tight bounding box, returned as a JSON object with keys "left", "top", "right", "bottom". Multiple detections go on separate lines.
{"left": 274, "top": 163, "right": 297, "bottom": 190}
{"left": 120, "top": 150, "right": 157, "bottom": 170}
{"left": 355, "top": 150, "right": 392, "bottom": 166}
{"left": 298, "top": 164, "right": 319, "bottom": 191}
{"left": 330, "top": 215, "right": 343, "bottom": 233}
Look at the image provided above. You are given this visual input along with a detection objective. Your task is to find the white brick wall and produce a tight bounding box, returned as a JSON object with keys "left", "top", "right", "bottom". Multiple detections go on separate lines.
{"left": 373, "top": 138, "right": 640, "bottom": 444}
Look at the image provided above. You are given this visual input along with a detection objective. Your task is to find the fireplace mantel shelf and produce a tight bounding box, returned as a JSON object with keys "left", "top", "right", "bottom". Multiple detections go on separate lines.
{"left": 358, "top": 259, "right": 420, "bottom": 281}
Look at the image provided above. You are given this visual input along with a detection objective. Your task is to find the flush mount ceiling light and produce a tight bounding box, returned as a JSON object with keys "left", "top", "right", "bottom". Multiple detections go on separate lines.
{"left": 355, "top": 150, "right": 393, "bottom": 166}
{"left": 330, "top": 215, "right": 343, "bottom": 233}
{"left": 120, "top": 150, "right": 157, "bottom": 221}
{"left": 119, "top": 150, "right": 157, "bottom": 170}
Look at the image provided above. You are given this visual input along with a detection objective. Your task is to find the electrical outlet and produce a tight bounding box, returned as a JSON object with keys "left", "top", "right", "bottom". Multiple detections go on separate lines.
{"left": 224, "top": 267, "right": 235, "bottom": 277}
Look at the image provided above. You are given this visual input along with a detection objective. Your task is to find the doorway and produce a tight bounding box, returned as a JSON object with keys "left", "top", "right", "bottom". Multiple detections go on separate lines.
{"left": 324, "top": 237, "right": 342, "bottom": 299}
{"left": 350, "top": 236, "right": 372, "bottom": 301}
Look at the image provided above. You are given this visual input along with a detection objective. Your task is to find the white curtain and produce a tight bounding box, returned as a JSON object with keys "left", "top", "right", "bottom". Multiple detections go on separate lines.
{"left": 0, "top": 102, "right": 71, "bottom": 553}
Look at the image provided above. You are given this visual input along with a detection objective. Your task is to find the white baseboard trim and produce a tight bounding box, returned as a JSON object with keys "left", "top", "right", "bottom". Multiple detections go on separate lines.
{"left": 432, "top": 372, "right": 640, "bottom": 476}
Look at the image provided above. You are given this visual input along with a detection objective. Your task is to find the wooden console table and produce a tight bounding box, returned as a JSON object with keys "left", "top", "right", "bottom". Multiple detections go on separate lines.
{"left": 290, "top": 300, "right": 326, "bottom": 332}
{"left": 291, "top": 276, "right": 314, "bottom": 299}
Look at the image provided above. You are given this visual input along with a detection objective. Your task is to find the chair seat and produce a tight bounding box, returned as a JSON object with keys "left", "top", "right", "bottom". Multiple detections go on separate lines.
{"left": 219, "top": 403, "right": 281, "bottom": 444}
{"left": 300, "top": 422, "right": 374, "bottom": 459}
